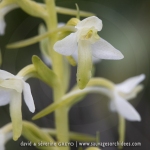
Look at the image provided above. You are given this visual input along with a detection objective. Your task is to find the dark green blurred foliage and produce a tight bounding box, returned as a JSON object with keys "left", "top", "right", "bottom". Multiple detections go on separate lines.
{"left": 0, "top": 0, "right": 150, "bottom": 149}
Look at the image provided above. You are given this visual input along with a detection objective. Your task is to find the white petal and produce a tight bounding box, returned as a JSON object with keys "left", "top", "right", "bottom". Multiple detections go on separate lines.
{"left": 92, "top": 38, "right": 124, "bottom": 60}
{"left": 9, "top": 91, "right": 22, "bottom": 140}
{"left": 126, "top": 85, "right": 143, "bottom": 100}
{"left": 76, "top": 16, "right": 102, "bottom": 31}
{"left": 116, "top": 74, "right": 145, "bottom": 94}
{"left": 0, "top": 132, "right": 5, "bottom": 150}
{"left": 0, "top": 70, "right": 15, "bottom": 79}
{"left": 54, "top": 33, "right": 77, "bottom": 56}
{"left": 0, "top": 18, "right": 6, "bottom": 35}
{"left": 0, "top": 87, "right": 11, "bottom": 106}
{"left": 5, "top": 132, "right": 12, "bottom": 143}
{"left": 114, "top": 94, "right": 141, "bottom": 121}
{"left": 22, "top": 81, "right": 35, "bottom": 113}
{"left": 109, "top": 100, "right": 116, "bottom": 112}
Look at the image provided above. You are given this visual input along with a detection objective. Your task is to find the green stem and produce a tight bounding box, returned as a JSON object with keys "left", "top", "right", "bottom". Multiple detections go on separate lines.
{"left": 45, "top": 1, "right": 69, "bottom": 150}
{"left": 56, "top": 6, "right": 95, "bottom": 17}
{"left": 118, "top": 115, "right": 125, "bottom": 149}
{"left": 17, "top": 64, "right": 37, "bottom": 80}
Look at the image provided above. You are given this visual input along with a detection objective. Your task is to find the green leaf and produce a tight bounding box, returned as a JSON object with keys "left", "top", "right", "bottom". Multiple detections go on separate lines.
{"left": 32, "top": 55, "right": 60, "bottom": 88}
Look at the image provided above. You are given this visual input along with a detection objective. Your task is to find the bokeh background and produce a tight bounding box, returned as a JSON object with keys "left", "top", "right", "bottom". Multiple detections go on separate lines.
{"left": 0, "top": 0, "right": 150, "bottom": 149}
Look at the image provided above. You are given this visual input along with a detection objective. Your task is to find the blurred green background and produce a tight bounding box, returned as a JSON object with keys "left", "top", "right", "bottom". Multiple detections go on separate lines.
{"left": 0, "top": 0, "right": 150, "bottom": 149}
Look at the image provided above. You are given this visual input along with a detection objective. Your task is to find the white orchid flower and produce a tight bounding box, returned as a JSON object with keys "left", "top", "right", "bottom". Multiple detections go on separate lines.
{"left": 54, "top": 16, "right": 124, "bottom": 89}
{"left": 0, "top": 70, "right": 35, "bottom": 140}
{"left": 0, "top": 4, "right": 19, "bottom": 35}
{"left": 110, "top": 74, "right": 145, "bottom": 121}
{"left": 0, "top": 130, "right": 12, "bottom": 150}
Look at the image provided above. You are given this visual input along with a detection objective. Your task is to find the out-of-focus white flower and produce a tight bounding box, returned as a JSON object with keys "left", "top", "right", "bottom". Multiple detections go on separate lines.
{"left": 54, "top": 16, "right": 124, "bottom": 89}
{"left": 110, "top": 74, "right": 145, "bottom": 121}
{"left": 0, "top": 130, "right": 12, "bottom": 150}
{"left": 0, "top": 70, "right": 35, "bottom": 140}
{"left": 0, "top": 4, "right": 19, "bottom": 35}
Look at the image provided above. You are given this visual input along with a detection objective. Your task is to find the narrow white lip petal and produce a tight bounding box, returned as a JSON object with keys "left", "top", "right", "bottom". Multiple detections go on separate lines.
{"left": 54, "top": 33, "right": 77, "bottom": 56}
{"left": 72, "top": 50, "right": 101, "bottom": 64}
{"left": 22, "top": 81, "right": 35, "bottom": 113}
{"left": 76, "top": 16, "right": 103, "bottom": 31}
{"left": 9, "top": 91, "right": 22, "bottom": 140}
{"left": 0, "top": 70, "right": 15, "bottom": 79}
{"left": 92, "top": 38, "right": 124, "bottom": 60}
{"left": 77, "top": 40, "right": 92, "bottom": 89}
{"left": 116, "top": 74, "right": 145, "bottom": 94}
{"left": 114, "top": 94, "right": 141, "bottom": 121}
{"left": 0, "top": 87, "right": 11, "bottom": 106}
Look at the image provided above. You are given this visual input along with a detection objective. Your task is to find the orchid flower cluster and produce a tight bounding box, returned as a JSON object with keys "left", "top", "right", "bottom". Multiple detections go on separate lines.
{"left": 0, "top": 0, "right": 145, "bottom": 150}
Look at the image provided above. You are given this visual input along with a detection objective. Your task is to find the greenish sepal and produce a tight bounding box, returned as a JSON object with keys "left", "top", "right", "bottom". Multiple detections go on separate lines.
{"left": 32, "top": 55, "right": 60, "bottom": 88}
{"left": 42, "top": 128, "right": 96, "bottom": 142}
{"left": 22, "top": 121, "right": 58, "bottom": 150}
{"left": 67, "top": 18, "right": 80, "bottom": 26}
